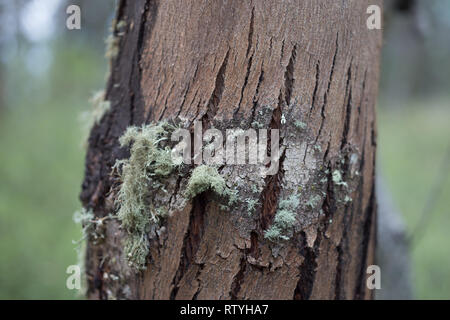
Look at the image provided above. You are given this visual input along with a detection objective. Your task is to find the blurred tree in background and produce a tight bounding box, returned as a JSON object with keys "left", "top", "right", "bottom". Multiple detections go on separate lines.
{"left": 0, "top": 0, "right": 114, "bottom": 299}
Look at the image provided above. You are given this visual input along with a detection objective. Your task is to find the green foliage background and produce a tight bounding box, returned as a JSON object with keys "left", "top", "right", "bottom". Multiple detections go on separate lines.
{"left": 0, "top": 43, "right": 107, "bottom": 299}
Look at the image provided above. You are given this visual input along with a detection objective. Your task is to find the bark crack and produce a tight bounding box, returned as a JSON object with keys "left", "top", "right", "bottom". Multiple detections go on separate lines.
{"left": 314, "top": 33, "right": 339, "bottom": 144}
{"left": 340, "top": 60, "right": 353, "bottom": 150}
{"left": 203, "top": 49, "right": 229, "bottom": 124}
{"left": 259, "top": 90, "right": 286, "bottom": 230}
{"left": 170, "top": 193, "right": 207, "bottom": 299}
{"left": 284, "top": 45, "right": 297, "bottom": 106}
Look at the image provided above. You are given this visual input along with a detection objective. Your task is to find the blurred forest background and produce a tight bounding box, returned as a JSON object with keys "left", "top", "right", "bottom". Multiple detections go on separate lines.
{"left": 0, "top": 0, "right": 449, "bottom": 299}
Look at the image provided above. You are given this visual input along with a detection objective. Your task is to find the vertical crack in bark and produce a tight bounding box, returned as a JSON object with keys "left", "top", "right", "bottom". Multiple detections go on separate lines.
{"left": 259, "top": 41, "right": 295, "bottom": 231}
{"left": 235, "top": 7, "right": 256, "bottom": 118}
{"left": 236, "top": 51, "right": 254, "bottom": 116}
{"left": 170, "top": 193, "right": 207, "bottom": 299}
{"left": 230, "top": 255, "right": 247, "bottom": 299}
{"left": 192, "top": 262, "right": 205, "bottom": 300}
{"left": 334, "top": 244, "right": 344, "bottom": 299}
{"left": 340, "top": 61, "right": 353, "bottom": 150}
{"left": 133, "top": 0, "right": 157, "bottom": 124}
{"left": 203, "top": 49, "right": 229, "bottom": 125}
{"left": 354, "top": 175, "right": 376, "bottom": 299}
{"left": 246, "top": 7, "right": 255, "bottom": 58}
{"left": 249, "top": 65, "right": 264, "bottom": 125}
{"left": 314, "top": 33, "right": 339, "bottom": 144}
{"left": 284, "top": 45, "right": 297, "bottom": 106}
{"left": 293, "top": 233, "right": 321, "bottom": 300}
{"left": 259, "top": 91, "right": 285, "bottom": 230}
{"left": 308, "top": 62, "right": 320, "bottom": 117}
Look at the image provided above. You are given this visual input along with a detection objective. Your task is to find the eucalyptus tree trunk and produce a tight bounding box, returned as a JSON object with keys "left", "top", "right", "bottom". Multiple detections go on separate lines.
{"left": 81, "top": 0, "right": 382, "bottom": 300}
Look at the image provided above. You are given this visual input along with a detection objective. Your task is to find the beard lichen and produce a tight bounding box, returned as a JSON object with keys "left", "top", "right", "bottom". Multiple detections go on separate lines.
{"left": 73, "top": 207, "right": 113, "bottom": 295}
{"left": 114, "top": 122, "right": 178, "bottom": 270}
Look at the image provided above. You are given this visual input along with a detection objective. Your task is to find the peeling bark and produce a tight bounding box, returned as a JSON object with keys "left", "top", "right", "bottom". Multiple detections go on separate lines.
{"left": 82, "top": 0, "right": 382, "bottom": 300}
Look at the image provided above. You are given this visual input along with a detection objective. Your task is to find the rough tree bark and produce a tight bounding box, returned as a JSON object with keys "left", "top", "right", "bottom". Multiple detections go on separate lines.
{"left": 81, "top": 0, "right": 382, "bottom": 300}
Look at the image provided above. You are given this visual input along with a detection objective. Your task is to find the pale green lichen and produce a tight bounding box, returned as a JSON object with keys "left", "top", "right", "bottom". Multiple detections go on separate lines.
{"left": 105, "top": 34, "right": 120, "bottom": 59}
{"left": 251, "top": 184, "right": 260, "bottom": 194}
{"left": 73, "top": 208, "right": 95, "bottom": 238}
{"left": 264, "top": 195, "right": 299, "bottom": 242}
{"left": 332, "top": 169, "right": 348, "bottom": 188}
{"left": 73, "top": 207, "right": 113, "bottom": 295}
{"left": 105, "top": 19, "right": 127, "bottom": 60}
{"left": 306, "top": 194, "right": 322, "bottom": 209}
{"left": 251, "top": 121, "right": 264, "bottom": 129}
{"left": 245, "top": 198, "right": 258, "bottom": 215}
{"left": 88, "top": 90, "right": 110, "bottom": 126}
{"left": 185, "top": 165, "right": 236, "bottom": 205}
{"left": 294, "top": 120, "right": 307, "bottom": 130}
{"left": 114, "top": 122, "right": 178, "bottom": 270}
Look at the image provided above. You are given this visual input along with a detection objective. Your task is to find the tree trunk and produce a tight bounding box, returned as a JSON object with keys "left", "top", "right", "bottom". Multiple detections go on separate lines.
{"left": 81, "top": 0, "right": 382, "bottom": 300}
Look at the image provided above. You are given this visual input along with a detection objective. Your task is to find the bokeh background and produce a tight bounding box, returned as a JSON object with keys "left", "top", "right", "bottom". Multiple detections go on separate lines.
{"left": 0, "top": 0, "right": 449, "bottom": 299}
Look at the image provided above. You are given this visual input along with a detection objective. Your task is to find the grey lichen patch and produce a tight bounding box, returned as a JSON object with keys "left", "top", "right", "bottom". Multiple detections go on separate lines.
{"left": 89, "top": 90, "right": 111, "bottom": 125}
{"left": 105, "top": 34, "right": 120, "bottom": 59}
{"left": 105, "top": 20, "right": 126, "bottom": 60}
{"left": 332, "top": 169, "right": 348, "bottom": 188}
{"left": 294, "top": 120, "right": 307, "bottom": 130}
{"left": 185, "top": 165, "right": 237, "bottom": 207}
{"left": 73, "top": 207, "right": 114, "bottom": 295}
{"left": 306, "top": 194, "right": 322, "bottom": 209}
{"left": 251, "top": 120, "right": 264, "bottom": 129}
{"left": 245, "top": 198, "right": 258, "bottom": 215}
{"left": 343, "top": 195, "right": 353, "bottom": 203}
{"left": 313, "top": 144, "right": 322, "bottom": 153}
{"left": 264, "top": 195, "right": 300, "bottom": 242}
{"left": 329, "top": 148, "right": 362, "bottom": 205}
{"left": 114, "top": 122, "right": 179, "bottom": 270}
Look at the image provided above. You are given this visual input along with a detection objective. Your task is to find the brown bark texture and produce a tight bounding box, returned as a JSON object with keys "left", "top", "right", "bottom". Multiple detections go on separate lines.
{"left": 81, "top": 0, "right": 382, "bottom": 300}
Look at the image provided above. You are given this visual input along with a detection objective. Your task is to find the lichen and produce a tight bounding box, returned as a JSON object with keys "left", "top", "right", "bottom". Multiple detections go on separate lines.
{"left": 245, "top": 198, "right": 258, "bottom": 215}
{"left": 105, "top": 34, "right": 120, "bottom": 59}
{"left": 332, "top": 169, "right": 348, "bottom": 188}
{"left": 80, "top": 90, "right": 111, "bottom": 146}
{"left": 251, "top": 121, "right": 264, "bottom": 129}
{"left": 90, "top": 90, "right": 111, "bottom": 123}
{"left": 306, "top": 194, "right": 322, "bottom": 209}
{"left": 185, "top": 165, "right": 237, "bottom": 206}
{"left": 73, "top": 207, "right": 112, "bottom": 244}
{"left": 264, "top": 194, "right": 299, "bottom": 242}
{"left": 294, "top": 120, "right": 307, "bottom": 130}
{"left": 114, "top": 122, "right": 178, "bottom": 270}
{"left": 72, "top": 207, "right": 113, "bottom": 296}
